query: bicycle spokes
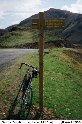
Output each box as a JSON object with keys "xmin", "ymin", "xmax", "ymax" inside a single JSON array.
[{"xmin": 19, "ymin": 86, "xmax": 33, "ymax": 119}]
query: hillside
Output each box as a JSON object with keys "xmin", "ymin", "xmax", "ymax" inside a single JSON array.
[
  {"xmin": 18, "ymin": 8, "xmax": 82, "ymax": 44},
  {"xmin": 15, "ymin": 8, "xmax": 82, "ymax": 46},
  {"xmin": 0, "ymin": 8, "xmax": 82, "ymax": 48}
]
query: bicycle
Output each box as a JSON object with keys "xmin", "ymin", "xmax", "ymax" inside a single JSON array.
[{"xmin": 7, "ymin": 63, "xmax": 39, "ymax": 119}]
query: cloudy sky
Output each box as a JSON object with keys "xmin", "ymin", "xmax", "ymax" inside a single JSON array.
[{"xmin": 0, "ymin": 0, "xmax": 82, "ymax": 29}]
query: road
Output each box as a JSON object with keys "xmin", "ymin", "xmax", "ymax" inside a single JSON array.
[{"xmin": 0, "ymin": 49, "xmax": 38, "ymax": 71}]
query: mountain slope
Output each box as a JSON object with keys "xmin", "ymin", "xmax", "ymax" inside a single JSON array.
[
  {"xmin": 18, "ymin": 8, "xmax": 82, "ymax": 45},
  {"xmin": 5, "ymin": 8, "xmax": 82, "ymax": 47}
]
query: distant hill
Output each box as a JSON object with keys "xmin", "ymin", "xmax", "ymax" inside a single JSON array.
[
  {"xmin": 0, "ymin": 29, "xmax": 7, "ymax": 36},
  {"xmin": 5, "ymin": 8, "xmax": 82, "ymax": 47}
]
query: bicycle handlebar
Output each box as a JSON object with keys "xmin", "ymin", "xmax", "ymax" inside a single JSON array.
[{"xmin": 19, "ymin": 63, "xmax": 36, "ymax": 69}]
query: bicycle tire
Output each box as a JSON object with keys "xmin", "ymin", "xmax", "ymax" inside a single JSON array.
[
  {"xmin": 7, "ymin": 81, "xmax": 24, "ymax": 119},
  {"xmin": 19, "ymin": 85, "xmax": 33, "ymax": 119},
  {"xmin": 7, "ymin": 82, "xmax": 33, "ymax": 119},
  {"xmin": 13, "ymin": 91, "xmax": 22, "ymax": 116}
]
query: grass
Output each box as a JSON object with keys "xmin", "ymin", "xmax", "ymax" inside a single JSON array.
[
  {"xmin": 44, "ymin": 48, "xmax": 82, "ymax": 119},
  {"xmin": 0, "ymin": 29, "xmax": 63, "ymax": 47},
  {"xmin": 44, "ymin": 30, "xmax": 63, "ymax": 41},
  {"xmin": 0, "ymin": 30, "xmax": 33, "ymax": 47},
  {"xmin": 0, "ymin": 48, "xmax": 82, "ymax": 119}
]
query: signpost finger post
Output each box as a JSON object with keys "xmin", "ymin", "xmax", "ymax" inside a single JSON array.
[
  {"xmin": 32, "ymin": 12, "xmax": 44, "ymax": 112},
  {"xmin": 38, "ymin": 12, "xmax": 44, "ymax": 112},
  {"xmin": 32, "ymin": 12, "xmax": 64, "ymax": 112}
]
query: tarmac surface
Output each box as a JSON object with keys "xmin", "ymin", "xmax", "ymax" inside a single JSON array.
[{"xmin": 0, "ymin": 49, "xmax": 38, "ymax": 71}]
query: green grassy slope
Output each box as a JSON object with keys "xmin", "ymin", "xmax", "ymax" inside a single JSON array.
[
  {"xmin": 0, "ymin": 48, "xmax": 82, "ymax": 119},
  {"xmin": 0, "ymin": 29, "xmax": 63, "ymax": 48},
  {"xmin": 0, "ymin": 30, "xmax": 33, "ymax": 47}
]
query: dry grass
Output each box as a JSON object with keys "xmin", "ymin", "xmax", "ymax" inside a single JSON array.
[{"xmin": 60, "ymin": 48, "xmax": 82, "ymax": 71}]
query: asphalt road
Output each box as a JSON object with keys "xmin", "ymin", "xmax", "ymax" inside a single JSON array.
[{"xmin": 0, "ymin": 49, "xmax": 38, "ymax": 71}]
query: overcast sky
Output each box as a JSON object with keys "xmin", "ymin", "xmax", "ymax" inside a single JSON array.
[{"xmin": 0, "ymin": 0, "xmax": 82, "ymax": 29}]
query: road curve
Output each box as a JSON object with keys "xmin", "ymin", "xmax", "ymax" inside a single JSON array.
[{"xmin": 0, "ymin": 49, "xmax": 38, "ymax": 72}]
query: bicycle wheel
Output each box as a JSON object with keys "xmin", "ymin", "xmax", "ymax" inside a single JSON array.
[
  {"xmin": 10, "ymin": 91, "xmax": 22, "ymax": 119},
  {"xmin": 19, "ymin": 85, "xmax": 33, "ymax": 119},
  {"xmin": 26, "ymin": 85, "xmax": 33, "ymax": 106},
  {"xmin": 7, "ymin": 85, "xmax": 22, "ymax": 119}
]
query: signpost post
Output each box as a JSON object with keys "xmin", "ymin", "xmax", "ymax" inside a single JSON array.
[
  {"xmin": 38, "ymin": 12, "xmax": 44, "ymax": 112},
  {"xmin": 32, "ymin": 12, "xmax": 64, "ymax": 112}
]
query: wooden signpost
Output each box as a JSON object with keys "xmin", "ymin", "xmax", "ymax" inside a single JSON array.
[{"xmin": 32, "ymin": 12, "xmax": 64, "ymax": 112}]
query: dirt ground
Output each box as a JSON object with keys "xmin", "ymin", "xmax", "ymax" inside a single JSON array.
[{"xmin": 28, "ymin": 105, "xmax": 61, "ymax": 120}]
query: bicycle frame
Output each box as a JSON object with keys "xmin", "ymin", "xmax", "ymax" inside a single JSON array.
[
  {"xmin": 19, "ymin": 63, "xmax": 39, "ymax": 119},
  {"xmin": 7, "ymin": 63, "xmax": 38, "ymax": 119}
]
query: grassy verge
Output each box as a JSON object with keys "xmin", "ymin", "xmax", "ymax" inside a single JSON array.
[
  {"xmin": 0, "ymin": 29, "xmax": 63, "ymax": 48},
  {"xmin": 0, "ymin": 30, "xmax": 33, "ymax": 47},
  {"xmin": 0, "ymin": 48, "xmax": 82, "ymax": 119}
]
